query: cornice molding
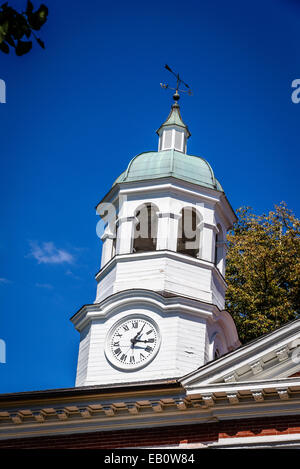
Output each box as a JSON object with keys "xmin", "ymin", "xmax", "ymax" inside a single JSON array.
[
  {"xmin": 70, "ymin": 288, "xmax": 221, "ymax": 331},
  {"xmin": 95, "ymin": 249, "xmax": 227, "ymax": 288},
  {"xmin": 96, "ymin": 176, "xmax": 236, "ymax": 228},
  {"xmin": 1, "ymin": 379, "xmax": 300, "ymax": 441}
]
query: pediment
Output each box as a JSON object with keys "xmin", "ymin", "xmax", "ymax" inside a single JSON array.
[{"xmin": 181, "ymin": 319, "xmax": 300, "ymax": 390}]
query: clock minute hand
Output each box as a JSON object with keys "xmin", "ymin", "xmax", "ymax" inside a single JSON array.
[
  {"xmin": 134, "ymin": 323, "xmax": 146, "ymax": 340},
  {"xmin": 131, "ymin": 323, "xmax": 146, "ymax": 345}
]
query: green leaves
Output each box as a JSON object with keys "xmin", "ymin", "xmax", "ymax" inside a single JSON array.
[
  {"xmin": 16, "ymin": 38, "xmax": 32, "ymax": 55},
  {"xmin": 225, "ymin": 203, "xmax": 300, "ymax": 344},
  {"xmin": 0, "ymin": 40, "xmax": 8, "ymax": 52},
  {"xmin": 26, "ymin": 1, "xmax": 34, "ymax": 14},
  {"xmin": 35, "ymin": 36, "xmax": 44, "ymax": 48},
  {"xmin": 0, "ymin": 20, "xmax": 8, "ymax": 43},
  {"xmin": 0, "ymin": 1, "xmax": 48, "ymax": 55},
  {"xmin": 27, "ymin": 4, "xmax": 48, "ymax": 31}
]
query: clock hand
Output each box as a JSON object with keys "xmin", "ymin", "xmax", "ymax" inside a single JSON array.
[
  {"xmin": 131, "ymin": 323, "xmax": 146, "ymax": 345},
  {"xmin": 135, "ymin": 323, "xmax": 146, "ymax": 339},
  {"xmin": 134, "ymin": 339, "xmax": 153, "ymax": 343}
]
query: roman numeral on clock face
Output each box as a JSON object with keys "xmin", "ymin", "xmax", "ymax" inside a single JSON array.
[{"xmin": 114, "ymin": 348, "xmax": 121, "ymax": 356}]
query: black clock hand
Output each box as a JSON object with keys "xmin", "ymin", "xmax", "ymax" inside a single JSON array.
[
  {"xmin": 134, "ymin": 339, "xmax": 153, "ymax": 343},
  {"xmin": 131, "ymin": 323, "xmax": 146, "ymax": 345},
  {"xmin": 135, "ymin": 323, "xmax": 146, "ymax": 339}
]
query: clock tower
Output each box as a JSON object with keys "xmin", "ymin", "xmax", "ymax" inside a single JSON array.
[{"xmin": 71, "ymin": 93, "xmax": 240, "ymax": 387}]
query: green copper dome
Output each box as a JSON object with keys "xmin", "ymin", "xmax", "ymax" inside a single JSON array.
[{"xmin": 113, "ymin": 149, "xmax": 223, "ymax": 192}]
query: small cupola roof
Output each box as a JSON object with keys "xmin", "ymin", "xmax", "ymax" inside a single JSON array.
[
  {"xmin": 156, "ymin": 92, "xmax": 191, "ymax": 153},
  {"xmin": 156, "ymin": 92, "xmax": 191, "ymax": 138}
]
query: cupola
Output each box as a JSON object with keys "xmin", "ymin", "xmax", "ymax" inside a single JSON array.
[{"xmin": 156, "ymin": 91, "xmax": 191, "ymax": 153}]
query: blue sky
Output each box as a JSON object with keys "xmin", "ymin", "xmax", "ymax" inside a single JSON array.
[{"xmin": 0, "ymin": 0, "xmax": 300, "ymax": 393}]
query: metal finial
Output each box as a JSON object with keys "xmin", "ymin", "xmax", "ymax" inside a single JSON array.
[{"xmin": 160, "ymin": 64, "xmax": 193, "ymax": 103}]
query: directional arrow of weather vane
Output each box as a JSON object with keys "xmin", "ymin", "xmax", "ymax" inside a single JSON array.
[{"xmin": 160, "ymin": 64, "xmax": 193, "ymax": 97}]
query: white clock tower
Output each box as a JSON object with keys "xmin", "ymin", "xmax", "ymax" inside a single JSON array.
[{"xmin": 71, "ymin": 92, "xmax": 240, "ymax": 387}]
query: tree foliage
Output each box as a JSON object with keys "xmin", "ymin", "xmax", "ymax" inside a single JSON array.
[
  {"xmin": 225, "ymin": 203, "xmax": 300, "ymax": 344},
  {"xmin": 0, "ymin": 1, "xmax": 48, "ymax": 55}
]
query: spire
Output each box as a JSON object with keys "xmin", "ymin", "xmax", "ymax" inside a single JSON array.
[{"xmin": 156, "ymin": 92, "xmax": 191, "ymax": 153}]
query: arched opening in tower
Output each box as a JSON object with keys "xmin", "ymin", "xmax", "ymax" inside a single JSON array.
[
  {"xmin": 177, "ymin": 207, "xmax": 200, "ymax": 258},
  {"xmin": 132, "ymin": 204, "xmax": 158, "ymax": 253}
]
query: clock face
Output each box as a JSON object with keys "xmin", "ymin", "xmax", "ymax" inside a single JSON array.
[{"xmin": 105, "ymin": 315, "xmax": 161, "ymax": 370}]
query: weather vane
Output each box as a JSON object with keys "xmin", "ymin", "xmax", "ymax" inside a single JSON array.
[{"xmin": 160, "ymin": 64, "xmax": 193, "ymax": 102}]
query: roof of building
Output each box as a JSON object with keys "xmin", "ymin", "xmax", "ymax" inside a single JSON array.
[
  {"xmin": 156, "ymin": 102, "xmax": 191, "ymax": 137},
  {"xmin": 113, "ymin": 149, "xmax": 223, "ymax": 191},
  {"xmin": 0, "ymin": 379, "xmax": 181, "ymax": 403}
]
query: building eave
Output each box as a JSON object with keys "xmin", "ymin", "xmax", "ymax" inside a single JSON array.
[
  {"xmin": 1, "ymin": 377, "xmax": 300, "ymax": 442},
  {"xmin": 0, "ymin": 379, "xmax": 181, "ymax": 404}
]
